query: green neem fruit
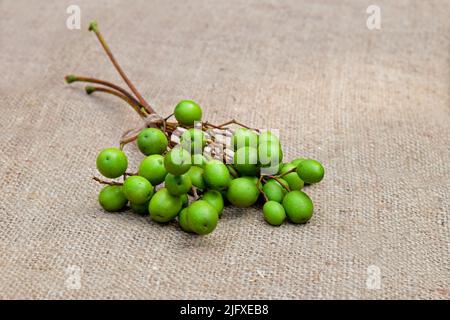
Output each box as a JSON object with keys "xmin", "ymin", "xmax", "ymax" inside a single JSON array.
[
  {"xmin": 187, "ymin": 200, "xmax": 219, "ymax": 235},
  {"xmin": 180, "ymin": 128, "xmax": 207, "ymax": 154},
  {"xmin": 174, "ymin": 100, "xmax": 202, "ymax": 126},
  {"xmin": 281, "ymin": 164, "xmax": 304, "ymax": 190},
  {"xmin": 137, "ymin": 128, "xmax": 168, "ymax": 155},
  {"xmin": 297, "ymin": 159, "xmax": 325, "ymax": 184},
  {"xmin": 282, "ymin": 190, "xmax": 313, "ymax": 224},
  {"xmin": 98, "ymin": 185, "xmax": 128, "ymax": 212},
  {"xmin": 202, "ymin": 190, "xmax": 224, "ymax": 216},
  {"xmin": 96, "ymin": 147, "xmax": 128, "ymax": 178},
  {"xmin": 232, "ymin": 128, "xmax": 258, "ymax": 150},
  {"xmin": 258, "ymin": 131, "xmax": 280, "ymax": 145},
  {"xmin": 233, "ymin": 146, "xmax": 259, "ymax": 176},
  {"xmin": 258, "ymin": 140, "xmax": 283, "ymax": 168},
  {"xmin": 242, "ymin": 176, "xmax": 262, "ymax": 189},
  {"xmin": 164, "ymin": 147, "xmax": 191, "ymax": 176},
  {"xmin": 263, "ymin": 178, "xmax": 288, "ymax": 203},
  {"xmin": 186, "ymin": 166, "xmax": 205, "ymax": 190},
  {"xmin": 291, "ymin": 157, "xmax": 306, "ymax": 167},
  {"xmin": 191, "ymin": 154, "xmax": 208, "ymax": 168},
  {"xmin": 165, "ymin": 173, "xmax": 192, "ymax": 196},
  {"xmin": 203, "ymin": 160, "xmax": 232, "ymax": 190},
  {"xmin": 131, "ymin": 201, "xmax": 150, "ymax": 215},
  {"xmin": 260, "ymin": 162, "xmax": 282, "ymax": 175},
  {"xmin": 123, "ymin": 176, "xmax": 154, "ymax": 204},
  {"xmin": 138, "ymin": 154, "xmax": 167, "ymax": 186},
  {"xmin": 149, "ymin": 188, "xmax": 182, "ymax": 223},
  {"xmin": 180, "ymin": 194, "xmax": 189, "ymax": 207},
  {"xmin": 226, "ymin": 177, "xmax": 259, "ymax": 207},
  {"xmin": 178, "ymin": 208, "xmax": 192, "ymax": 232},
  {"xmin": 263, "ymin": 201, "xmax": 286, "ymax": 226}
]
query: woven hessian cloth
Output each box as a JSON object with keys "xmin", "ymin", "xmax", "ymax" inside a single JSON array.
[{"xmin": 0, "ymin": 0, "xmax": 449, "ymax": 299}]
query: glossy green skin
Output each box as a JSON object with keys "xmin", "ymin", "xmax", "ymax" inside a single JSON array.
[
  {"xmin": 282, "ymin": 191, "xmax": 313, "ymax": 224},
  {"xmin": 149, "ymin": 188, "xmax": 182, "ymax": 223},
  {"xmin": 242, "ymin": 176, "xmax": 262, "ymax": 188},
  {"xmin": 180, "ymin": 194, "xmax": 189, "ymax": 207},
  {"xmin": 180, "ymin": 128, "xmax": 206, "ymax": 154},
  {"xmin": 202, "ymin": 190, "xmax": 224, "ymax": 216},
  {"xmin": 291, "ymin": 157, "xmax": 306, "ymax": 167},
  {"xmin": 191, "ymin": 154, "xmax": 208, "ymax": 168},
  {"xmin": 260, "ymin": 162, "xmax": 282, "ymax": 176},
  {"xmin": 164, "ymin": 147, "xmax": 192, "ymax": 176},
  {"xmin": 297, "ymin": 159, "xmax": 325, "ymax": 184},
  {"xmin": 131, "ymin": 201, "xmax": 150, "ymax": 215},
  {"xmin": 233, "ymin": 146, "xmax": 259, "ymax": 176},
  {"xmin": 186, "ymin": 166, "xmax": 205, "ymax": 190},
  {"xmin": 263, "ymin": 178, "xmax": 288, "ymax": 203},
  {"xmin": 203, "ymin": 160, "xmax": 232, "ymax": 191},
  {"xmin": 123, "ymin": 176, "xmax": 154, "ymax": 204},
  {"xmin": 226, "ymin": 177, "xmax": 259, "ymax": 208},
  {"xmin": 281, "ymin": 164, "xmax": 304, "ymax": 190},
  {"xmin": 258, "ymin": 140, "xmax": 283, "ymax": 168},
  {"xmin": 98, "ymin": 186, "xmax": 128, "ymax": 212},
  {"xmin": 138, "ymin": 155, "xmax": 167, "ymax": 186},
  {"xmin": 137, "ymin": 128, "xmax": 168, "ymax": 155},
  {"xmin": 96, "ymin": 148, "xmax": 128, "ymax": 178},
  {"xmin": 174, "ymin": 100, "xmax": 202, "ymax": 126},
  {"xmin": 187, "ymin": 200, "xmax": 218, "ymax": 235},
  {"xmin": 263, "ymin": 201, "xmax": 286, "ymax": 226},
  {"xmin": 165, "ymin": 173, "xmax": 192, "ymax": 196},
  {"xmin": 178, "ymin": 208, "xmax": 192, "ymax": 232},
  {"xmin": 232, "ymin": 128, "xmax": 258, "ymax": 150}
]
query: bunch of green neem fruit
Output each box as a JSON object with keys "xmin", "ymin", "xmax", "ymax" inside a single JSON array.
[
  {"xmin": 66, "ymin": 21, "xmax": 325, "ymax": 236},
  {"xmin": 95, "ymin": 100, "xmax": 324, "ymax": 235}
]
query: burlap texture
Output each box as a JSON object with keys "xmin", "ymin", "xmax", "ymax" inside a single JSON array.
[{"xmin": 0, "ymin": 0, "xmax": 449, "ymax": 299}]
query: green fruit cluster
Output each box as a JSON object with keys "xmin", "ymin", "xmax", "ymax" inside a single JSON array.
[{"xmin": 95, "ymin": 100, "xmax": 325, "ymax": 235}]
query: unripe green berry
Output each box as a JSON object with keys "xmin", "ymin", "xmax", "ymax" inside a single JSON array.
[
  {"xmin": 297, "ymin": 159, "xmax": 325, "ymax": 184},
  {"xmin": 165, "ymin": 173, "xmax": 192, "ymax": 196},
  {"xmin": 187, "ymin": 200, "xmax": 218, "ymax": 235},
  {"xmin": 138, "ymin": 155, "xmax": 167, "ymax": 186},
  {"xmin": 282, "ymin": 190, "xmax": 313, "ymax": 224},
  {"xmin": 98, "ymin": 185, "xmax": 127, "ymax": 212},
  {"xmin": 202, "ymin": 190, "xmax": 224, "ymax": 216},
  {"xmin": 180, "ymin": 128, "xmax": 206, "ymax": 154},
  {"xmin": 203, "ymin": 160, "xmax": 232, "ymax": 191},
  {"xmin": 186, "ymin": 166, "xmax": 205, "ymax": 190},
  {"xmin": 263, "ymin": 201, "xmax": 286, "ymax": 226},
  {"xmin": 149, "ymin": 188, "xmax": 182, "ymax": 223},
  {"xmin": 137, "ymin": 128, "xmax": 168, "ymax": 156},
  {"xmin": 164, "ymin": 147, "xmax": 191, "ymax": 176},
  {"xmin": 233, "ymin": 146, "xmax": 259, "ymax": 176},
  {"xmin": 178, "ymin": 208, "xmax": 192, "ymax": 232},
  {"xmin": 226, "ymin": 177, "xmax": 259, "ymax": 208},
  {"xmin": 123, "ymin": 176, "xmax": 154, "ymax": 204},
  {"xmin": 174, "ymin": 100, "xmax": 202, "ymax": 126},
  {"xmin": 96, "ymin": 147, "xmax": 128, "ymax": 178}
]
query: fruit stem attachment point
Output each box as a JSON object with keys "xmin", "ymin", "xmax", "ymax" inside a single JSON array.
[{"xmin": 257, "ymin": 176, "xmax": 269, "ymax": 202}]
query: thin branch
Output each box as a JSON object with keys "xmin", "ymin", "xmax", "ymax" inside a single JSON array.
[
  {"xmin": 85, "ymin": 86, "xmax": 146, "ymax": 118},
  {"xmin": 257, "ymin": 175, "xmax": 269, "ymax": 202},
  {"xmin": 267, "ymin": 175, "xmax": 291, "ymax": 192},
  {"xmin": 93, "ymin": 176, "xmax": 123, "ymax": 185},
  {"xmin": 88, "ymin": 21, "xmax": 154, "ymax": 114},
  {"xmin": 278, "ymin": 167, "xmax": 297, "ymax": 178},
  {"xmin": 65, "ymin": 75, "xmax": 143, "ymax": 109}
]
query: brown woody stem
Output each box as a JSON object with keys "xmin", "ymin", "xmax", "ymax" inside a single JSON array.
[
  {"xmin": 85, "ymin": 86, "xmax": 146, "ymax": 118},
  {"xmin": 93, "ymin": 176, "xmax": 123, "ymax": 185},
  {"xmin": 88, "ymin": 21, "xmax": 154, "ymax": 114}
]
